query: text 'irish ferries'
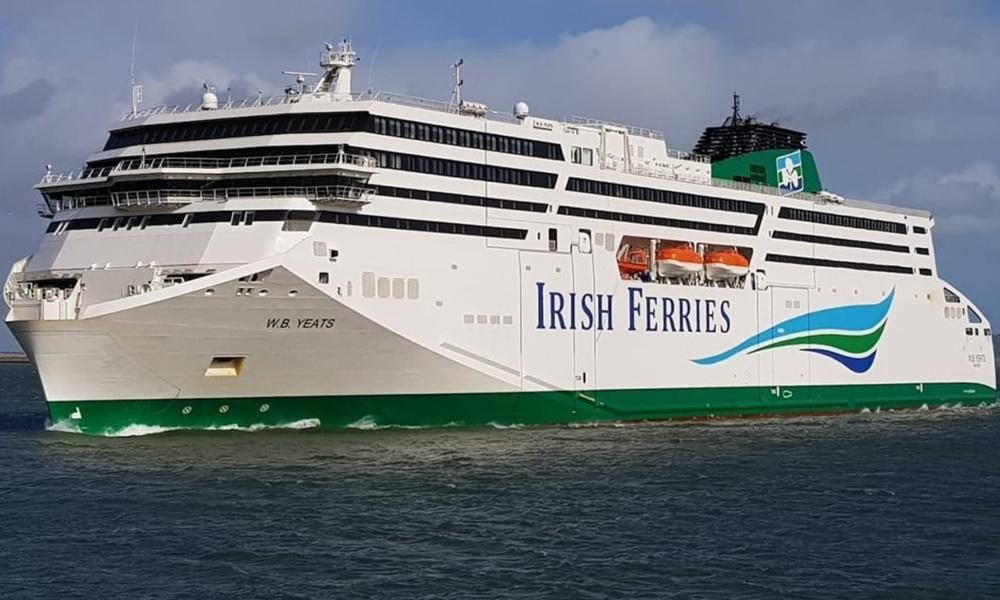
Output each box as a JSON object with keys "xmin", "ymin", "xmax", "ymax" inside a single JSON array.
[{"xmin": 535, "ymin": 282, "xmax": 731, "ymax": 333}]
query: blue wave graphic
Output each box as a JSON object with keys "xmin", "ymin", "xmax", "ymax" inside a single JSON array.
[
  {"xmin": 802, "ymin": 348, "xmax": 878, "ymax": 374},
  {"xmin": 692, "ymin": 290, "xmax": 894, "ymax": 366}
]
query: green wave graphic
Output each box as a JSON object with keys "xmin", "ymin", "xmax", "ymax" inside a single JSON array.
[{"xmin": 748, "ymin": 321, "xmax": 887, "ymax": 356}]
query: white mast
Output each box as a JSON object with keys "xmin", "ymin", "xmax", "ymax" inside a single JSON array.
[
  {"xmin": 129, "ymin": 30, "xmax": 143, "ymax": 115},
  {"xmin": 314, "ymin": 39, "xmax": 359, "ymax": 100},
  {"xmin": 450, "ymin": 58, "xmax": 464, "ymax": 108}
]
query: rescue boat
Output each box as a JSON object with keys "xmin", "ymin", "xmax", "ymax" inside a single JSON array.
[
  {"xmin": 704, "ymin": 247, "xmax": 750, "ymax": 280},
  {"xmin": 655, "ymin": 243, "xmax": 703, "ymax": 279},
  {"xmin": 616, "ymin": 245, "xmax": 649, "ymax": 278}
]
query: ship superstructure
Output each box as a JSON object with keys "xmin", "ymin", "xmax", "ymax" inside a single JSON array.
[{"xmin": 4, "ymin": 40, "xmax": 995, "ymax": 434}]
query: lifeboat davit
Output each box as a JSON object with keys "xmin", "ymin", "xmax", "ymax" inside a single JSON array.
[
  {"xmin": 617, "ymin": 246, "xmax": 649, "ymax": 278},
  {"xmin": 655, "ymin": 243, "xmax": 703, "ymax": 279},
  {"xmin": 704, "ymin": 247, "xmax": 750, "ymax": 280}
]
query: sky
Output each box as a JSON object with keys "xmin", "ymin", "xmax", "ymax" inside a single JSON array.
[{"xmin": 1, "ymin": 0, "xmax": 999, "ymax": 350}]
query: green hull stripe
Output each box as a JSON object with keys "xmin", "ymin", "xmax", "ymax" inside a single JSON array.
[
  {"xmin": 750, "ymin": 322, "xmax": 887, "ymax": 356},
  {"xmin": 46, "ymin": 382, "xmax": 997, "ymax": 436}
]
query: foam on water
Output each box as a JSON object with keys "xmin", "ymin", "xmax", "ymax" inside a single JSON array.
[
  {"xmin": 46, "ymin": 418, "xmax": 324, "ymax": 437},
  {"xmin": 346, "ymin": 415, "xmax": 380, "ymax": 430},
  {"xmin": 108, "ymin": 423, "xmax": 181, "ymax": 437},
  {"xmin": 486, "ymin": 422, "xmax": 524, "ymax": 429}
]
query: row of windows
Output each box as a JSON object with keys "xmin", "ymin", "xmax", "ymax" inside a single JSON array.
[
  {"xmin": 45, "ymin": 209, "xmax": 527, "ymax": 240},
  {"xmin": 47, "ymin": 211, "xmax": 234, "ymax": 233},
  {"xmin": 771, "ymin": 230, "xmax": 910, "ymax": 253},
  {"xmin": 354, "ymin": 146, "xmax": 557, "ymax": 189},
  {"xmin": 105, "ymin": 112, "xmax": 368, "ymax": 150},
  {"xmin": 557, "ymin": 205, "xmax": 757, "ymax": 236},
  {"xmin": 103, "ymin": 112, "xmax": 563, "ymax": 161},
  {"xmin": 373, "ymin": 185, "xmax": 548, "ymax": 213},
  {"xmin": 765, "ymin": 253, "xmax": 917, "ymax": 275},
  {"xmin": 778, "ymin": 207, "xmax": 907, "ymax": 234},
  {"xmin": 567, "ymin": 177, "xmax": 766, "ymax": 218},
  {"xmin": 314, "ymin": 210, "xmax": 526, "ymax": 239},
  {"xmin": 370, "ymin": 116, "xmax": 563, "ymax": 160}
]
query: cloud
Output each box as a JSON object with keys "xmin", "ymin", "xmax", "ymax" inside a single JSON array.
[
  {"xmin": 0, "ymin": 77, "xmax": 57, "ymax": 121},
  {"xmin": 879, "ymin": 161, "xmax": 1000, "ymax": 235}
]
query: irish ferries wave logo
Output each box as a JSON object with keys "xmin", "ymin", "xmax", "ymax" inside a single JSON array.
[
  {"xmin": 692, "ymin": 290, "xmax": 894, "ymax": 373},
  {"xmin": 777, "ymin": 150, "xmax": 804, "ymax": 194}
]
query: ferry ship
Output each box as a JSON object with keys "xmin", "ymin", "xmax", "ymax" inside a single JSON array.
[{"xmin": 4, "ymin": 40, "xmax": 995, "ymax": 435}]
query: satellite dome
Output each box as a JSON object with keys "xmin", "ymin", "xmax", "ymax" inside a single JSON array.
[
  {"xmin": 200, "ymin": 83, "xmax": 219, "ymax": 110},
  {"xmin": 513, "ymin": 101, "xmax": 529, "ymax": 119}
]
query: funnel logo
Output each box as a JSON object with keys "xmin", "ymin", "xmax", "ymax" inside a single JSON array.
[
  {"xmin": 692, "ymin": 290, "xmax": 893, "ymax": 374},
  {"xmin": 777, "ymin": 150, "xmax": 804, "ymax": 194}
]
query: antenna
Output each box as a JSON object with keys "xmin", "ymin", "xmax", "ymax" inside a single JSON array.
[
  {"xmin": 729, "ymin": 92, "xmax": 741, "ymax": 126},
  {"xmin": 129, "ymin": 26, "xmax": 143, "ymax": 114},
  {"xmin": 367, "ymin": 38, "xmax": 381, "ymax": 91},
  {"xmin": 450, "ymin": 58, "xmax": 464, "ymax": 108},
  {"xmin": 282, "ymin": 70, "xmax": 317, "ymax": 96}
]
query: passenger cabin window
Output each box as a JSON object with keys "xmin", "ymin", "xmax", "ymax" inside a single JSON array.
[
  {"xmin": 969, "ymin": 307, "xmax": 983, "ymax": 324},
  {"xmin": 915, "ymin": 247, "xmax": 930, "ymax": 255},
  {"xmin": 548, "ymin": 228, "xmax": 558, "ymax": 252},
  {"xmin": 570, "ymin": 146, "xmax": 593, "ymax": 166},
  {"xmin": 943, "ymin": 287, "xmax": 961, "ymax": 303},
  {"xmin": 913, "ymin": 225, "xmax": 927, "ymax": 234}
]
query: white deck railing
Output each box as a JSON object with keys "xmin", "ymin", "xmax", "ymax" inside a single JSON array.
[
  {"xmin": 110, "ymin": 184, "xmax": 374, "ymax": 208},
  {"xmin": 38, "ymin": 152, "xmax": 377, "ymax": 187}
]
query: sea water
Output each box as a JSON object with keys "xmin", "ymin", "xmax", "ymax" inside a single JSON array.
[{"xmin": 1, "ymin": 363, "xmax": 999, "ymax": 599}]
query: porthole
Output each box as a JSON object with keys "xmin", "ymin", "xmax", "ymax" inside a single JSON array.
[
  {"xmin": 288, "ymin": 290, "xmax": 299, "ymax": 298},
  {"xmin": 204, "ymin": 289, "xmax": 215, "ymax": 296}
]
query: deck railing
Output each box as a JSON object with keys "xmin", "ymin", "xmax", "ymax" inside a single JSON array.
[
  {"xmin": 38, "ymin": 152, "xmax": 377, "ymax": 187},
  {"xmin": 110, "ymin": 184, "xmax": 374, "ymax": 208},
  {"xmin": 113, "ymin": 151, "xmax": 378, "ymax": 172}
]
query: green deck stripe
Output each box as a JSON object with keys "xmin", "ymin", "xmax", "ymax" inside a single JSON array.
[{"xmin": 46, "ymin": 382, "xmax": 997, "ymax": 436}]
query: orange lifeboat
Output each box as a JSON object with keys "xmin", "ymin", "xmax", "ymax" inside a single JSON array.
[
  {"xmin": 704, "ymin": 247, "xmax": 750, "ymax": 280},
  {"xmin": 617, "ymin": 246, "xmax": 650, "ymax": 278},
  {"xmin": 655, "ymin": 243, "xmax": 703, "ymax": 278}
]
